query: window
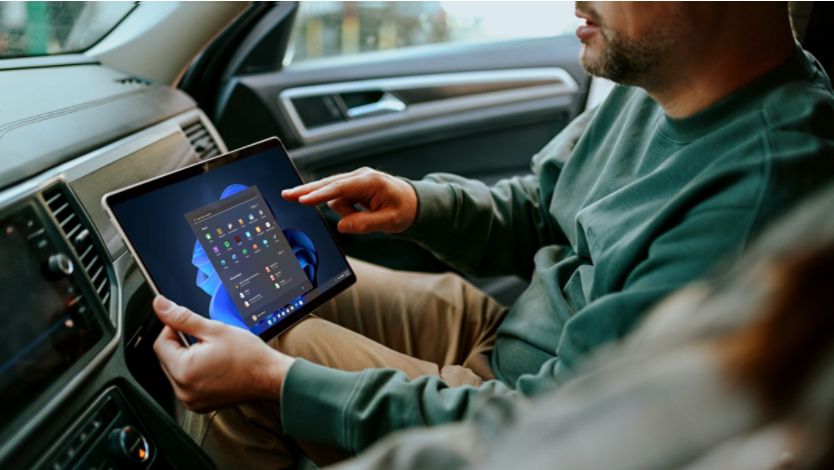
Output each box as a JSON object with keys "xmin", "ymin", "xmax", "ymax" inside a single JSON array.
[
  {"xmin": 285, "ymin": 1, "xmax": 581, "ymax": 65},
  {"xmin": 0, "ymin": 1, "xmax": 135, "ymax": 59}
]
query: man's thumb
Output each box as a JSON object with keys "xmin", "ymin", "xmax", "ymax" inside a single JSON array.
[
  {"xmin": 338, "ymin": 210, "xmax": 393, "ymax": 234},
  {"xmin": 153, "ymin": 296, "xmax": 212, "ymax": 337}
]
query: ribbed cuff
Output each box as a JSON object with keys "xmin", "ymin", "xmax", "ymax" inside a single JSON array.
[
  {"xmin": 280, "ymin": 359, "xmax": 367, "ymax": 452},
  {"xmin": 395, "ymin": 178, "xmax": 457, "ymax": 246}
]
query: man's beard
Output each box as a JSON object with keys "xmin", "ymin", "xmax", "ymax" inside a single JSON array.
[{"xmin": 579, "ymin": 18, "xmax": 676, "ymax": 86}]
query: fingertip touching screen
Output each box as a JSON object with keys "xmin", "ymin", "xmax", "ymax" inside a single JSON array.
[{"xmin": 108, "ymin": 139, "xmax": 354, "ymax": 343}]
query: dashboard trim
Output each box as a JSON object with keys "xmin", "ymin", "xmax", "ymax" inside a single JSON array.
[
  {"xmin": 0, "ymin": 108, "xmax": 226, "ymax": 465},
  {"xmin": 0, "ymin": 54, "xmax": 98, "ymax": 71},
  {"xmin": 0, "ymin": 109, "xmax": 225, "ymax": 208}
]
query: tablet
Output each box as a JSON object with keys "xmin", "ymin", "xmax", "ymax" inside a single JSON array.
[{"xmin": 103, "ymin": 137, "xmax": 356, "ymax": 345}]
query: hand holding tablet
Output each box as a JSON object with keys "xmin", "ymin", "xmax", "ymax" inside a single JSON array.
[{"xmin": 151, "ymin": 295, "xmax": 294, "ymax": 412}]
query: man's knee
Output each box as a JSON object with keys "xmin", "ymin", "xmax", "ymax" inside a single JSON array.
[{"xmin": 268, "ymin": 316, "xmax": 327, "ymax": 360}]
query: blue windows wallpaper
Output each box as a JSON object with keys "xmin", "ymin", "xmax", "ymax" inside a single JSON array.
[{"xmin": 112, "ymin": 147, "xmax": 349, "ymax": 336}]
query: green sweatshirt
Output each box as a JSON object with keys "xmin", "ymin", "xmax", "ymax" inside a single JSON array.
[{"xmin": 280, "ymin": 45, "xmax": 834, "ymax": 454}]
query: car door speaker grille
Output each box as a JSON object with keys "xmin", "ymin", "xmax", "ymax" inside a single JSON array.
[
  {"xmin": 182, "ymin": 120, "xmax": 221, "ymax": 160},
  {"xmin": 43, "ymin": 184, "xmax": 112, "ymax": 309}
]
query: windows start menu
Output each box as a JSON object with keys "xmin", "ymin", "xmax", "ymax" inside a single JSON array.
[{"xmin": 185, "ymin": 186, "xmax": 313, "ymax": 327}]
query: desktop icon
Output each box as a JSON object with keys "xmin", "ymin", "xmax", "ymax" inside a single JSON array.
[
  {"xmin": 224, "ymin": 241, "xmax": 230, "ymax": 247},
  {"xmin": 259, "ymin": 210, "xmax": 263, "ymax": 215},
  {"xmin": 239, "ymin": 219, "xmax": 245, "ymax": 225},
  {"xmin": 239, "ymin": 293, "xmax": 244, "ymax": 299},
  {"xmin": 273, "ymin": 234, "xmax": 277, "ymax": 240},
  {"xmin": 234, "ymin": 284, "xmax": 239, "ymax": 289},
  {"xmin": 253, "ymin": 244, "xmax": 258, "ymax": 250},
  {"xmin": 255, "ymin": 226, "xmax": 262, "ymax": 233},
  {"xmin": 235, "ymin": 236, "xmax": 241, "ymax": 242},
  {"xmin": 245, "ymin": 231, "xmax": 251, "ymax": 238},
  {"xmin": 270, "ymin": 275, "xmax": 275, "ymax": 281},
  {"xmin": 221, "ymin": 260, "xmax": 226, "ymax": 266},
  {"xmin": 232, "ymin": 254, "xmax": 237, "ymax": 260},
  {"xmin": 212, "ymin": 246, "xmax": 219, "ymax": 254},
  {"xmin": 275, "ymin": 283, "xmax": 280, "ymax": 289},
  {"xmin": 205, "ymin": 233, "xmax": 211, "ymax": 240},
  {"xmin": 263, "ymin": 240, "xmax": 268, "ymax": 245},
  {"xmin": 265, "ymin": 222, "xmax": 271, "ymax": 228},
  {"xmin": 242, "ymin": 249, "xmax": 248, "ymax": 255},
  {"xmin": 248, "ymin": 214, "xmax": 255, "ymax": 221},
  {"xmin": 227, "ymin": 223, "xmax": 233, "ymax": 230},
  {"xmin": 216, "ymin": 228, "xmax": 223, "ymax": 235},
  {"xmin": 251, "ymin": 314, "xmax": 256, "ymax": 321},
  {"xmin": 265, "ymin": 267, "xmax": 270, "ymax": 272}
]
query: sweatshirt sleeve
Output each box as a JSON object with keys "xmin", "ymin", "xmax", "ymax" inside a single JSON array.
[
  {"xmin": 397, "ymin": 175, "xmax": 563, "ymax": 279},
  {"xmin": 395, "ymin": 107, "xmax": 598, "ymax": 280},
  {"xmin": 280, "ymin": 358, "xmax": 517, "ymax": 455},
  {"xmin": 280, "ymin": 205, "xmax": 761, "ymax": 456}
]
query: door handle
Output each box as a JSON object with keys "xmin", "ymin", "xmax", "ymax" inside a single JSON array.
[{"xmin": 346, "ymin": 93, "xmax": 406, "ymax": 119}]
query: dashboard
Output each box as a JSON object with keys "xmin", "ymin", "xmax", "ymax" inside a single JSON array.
[{"xmin": 0, "ymin": 64, "xmax": 228, "ymax": 470}]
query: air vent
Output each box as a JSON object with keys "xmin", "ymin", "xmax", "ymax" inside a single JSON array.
[
  {"xmin": 115, "ymin": 77, "xmax": 152, "ymax": 86},
  {"xmin": 182, "ymin": 120, "xmax": 220, "ymax": 160},
  {"xmin": 43, "ymin": 184, "xmax": 111, "ymax": 309}
]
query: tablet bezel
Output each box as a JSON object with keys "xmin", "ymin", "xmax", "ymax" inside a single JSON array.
[{"xmin": 102, "ymin": 137, "xmax": 356, "ymax": 345}]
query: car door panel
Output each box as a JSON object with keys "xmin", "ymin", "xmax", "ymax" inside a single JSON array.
[
  {"xmin": 216, "ymin": 35, "xmax": 589, "ymax": 153},
  {"xmin": 211, "ymin": 24, "xmax": 589, "ymax": 302},
  {"xmin": 275, "ymin": 67, "xmax": 578, "ymax": 145}
]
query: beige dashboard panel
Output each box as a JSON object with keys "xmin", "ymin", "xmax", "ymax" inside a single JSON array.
[{"xmin": 71, "ymin": 132, "xmax": 198, "ymax": 257}]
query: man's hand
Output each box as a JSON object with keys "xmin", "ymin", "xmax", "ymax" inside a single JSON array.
[
  {"xmin": 282, "ymin": 167, "xmax": 418, "ymax": 234},
  {"xmin": 152, "ymin": 296, "xmax": 294, "ymax": 413}
]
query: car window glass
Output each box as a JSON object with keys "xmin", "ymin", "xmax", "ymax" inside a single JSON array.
[
  {"xmin": 284, "ymin": 1, "xmax": 581, "ymax": 65},
  {"xmin": 0, "ymin": 1, "xmax": 135, "ymax": 59}
]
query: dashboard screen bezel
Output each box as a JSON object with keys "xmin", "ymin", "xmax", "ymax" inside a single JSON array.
[
  {"xmin": 103, "ymin": 137, "xmax": 356, "ymax": 345},
  {"xmin": 0, "ymin": 195, "xmax": 115, "ymax": 447}
]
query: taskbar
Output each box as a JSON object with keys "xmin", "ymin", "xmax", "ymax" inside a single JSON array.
[{"xmin": 250, "ymin": 269, "xmax": 353, "ymax": 331}]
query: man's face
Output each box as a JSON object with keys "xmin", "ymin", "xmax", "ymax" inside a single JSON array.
[{"xmin": 575, "ymin": 2, "xmax": 689, "ymax": 86}]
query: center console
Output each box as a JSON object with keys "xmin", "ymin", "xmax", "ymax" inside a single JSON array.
[
  {"xmin": 0, "ymin": 109, "xmax": 225, "ymax": 470},
  {"xmin": 0, "ymin": 188, "xmax": 114, "ymax": 444},
  {"xmin": 0, "ymin": 179, "xmax": 216, "ymax": 470},
  {"xmin": 38, "ymin": 388, "xmax": 155, "ymax": 470}
]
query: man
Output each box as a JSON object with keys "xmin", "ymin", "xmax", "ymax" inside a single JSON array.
[
  {"xmin": 152, "ymin": 2, "xmax": 834, "ymax": 469},
  {"xmin": 332, "ymin": 181, "xmax": 834, "ymax": 470}
]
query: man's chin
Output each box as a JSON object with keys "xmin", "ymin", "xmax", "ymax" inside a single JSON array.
[{"xmin": 579, "ymin": 46, "xmax": 605, "ymax": 77}]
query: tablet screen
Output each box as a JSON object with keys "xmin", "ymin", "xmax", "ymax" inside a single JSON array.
[{"xmin": 108, "ymin": 139, "xmax": 354, "ymax": 343}]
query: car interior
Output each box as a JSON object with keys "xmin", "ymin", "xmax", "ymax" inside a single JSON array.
[{"xmin": 0, "ymin": 2, "xmax": 831, "ymax": 470}]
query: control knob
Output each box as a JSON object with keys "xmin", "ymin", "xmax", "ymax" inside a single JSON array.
[
  {"xmin": 108, "ymin": 426, "xmax": 150, "ymax": 466},
  {"xmin": 47, "ymin": 253, "xmax": 74, "ymax": 278}
]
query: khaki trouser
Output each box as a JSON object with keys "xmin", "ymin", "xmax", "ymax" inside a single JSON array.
[{"xmin": 183, "ymin": 258, "xmax": 509, "ymax": 469}]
